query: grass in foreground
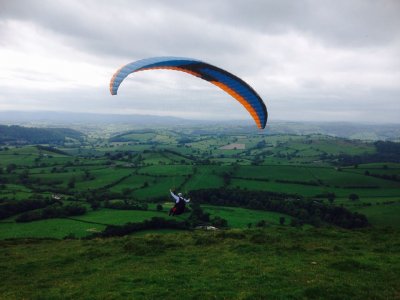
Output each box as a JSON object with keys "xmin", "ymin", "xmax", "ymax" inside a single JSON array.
[{"xmin": 0, "ymin": 226, "xmax": 399, "ymax": 299}]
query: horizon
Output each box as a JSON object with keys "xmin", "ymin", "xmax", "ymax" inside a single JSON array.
[{"xmin": 1, "ymin": 110, "xmax": 400, "ymax": 126}]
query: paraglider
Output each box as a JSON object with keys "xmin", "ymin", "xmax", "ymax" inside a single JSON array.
[
  {"xmin": 169, "ymin": 189, "xmax": 190, "ymax": 216},
  {"xmin": 109, "ymin": 57, "xmax": 268, "ymax": 129}
]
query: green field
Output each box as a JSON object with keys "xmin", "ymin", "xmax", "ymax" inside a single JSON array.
[
  {"xmin": 183, "ymin": 173, "xmax": 224, "ymax": 191},
  {"xmin": 0, "ymin": 218, "xmax": 106, "ymax": 239},
  {"xmin": 133, "ymin": 176, "xmax": 187, "ymax": 199},
  {"xmin": 108, "ymin": 174, "xmax": 154, "ymax": 193},
  {"xmin": 138, "ymin": 164, "xmax": 193, "ymax": 176},
  {"xmin": 354, "ymin": 202, "xmax": 400, "ymax": 228},
  {"xmin": 1, "ymin": 130, "xmax": 400, "ymax": 240},
  {"xmin": 0, "ymin": 205, "xmax": 295, "ymax": 239}
]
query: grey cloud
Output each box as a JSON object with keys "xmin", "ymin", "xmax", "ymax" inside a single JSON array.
[
  {"xmin": 163, "ymin": 0, "xmax": 400, "ymax": 47},
  {"xmin": 3, "ymin": 0, "xmax": 399, "ymax": 59},
  {"xmin": 270, "ymin": 87, "xmax": 400, "ymax": 123},
  {"xmin": 0, "ymin": 0, "xmax": 399, "ymax": 124},
  {"xmin": 0, "ymin": 0, "xmax": 248, "ymax": 62}
]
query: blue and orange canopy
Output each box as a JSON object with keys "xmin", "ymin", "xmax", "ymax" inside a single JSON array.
[{"xmin": 110, "ymin": 57, "xmax": 268, "ymax": 129}]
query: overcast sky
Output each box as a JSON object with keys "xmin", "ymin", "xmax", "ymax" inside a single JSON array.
[{"xmin": 0, "ymin": 0, "xmax": 399, "ymax": 124}]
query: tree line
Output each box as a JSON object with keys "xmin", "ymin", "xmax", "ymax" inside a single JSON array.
[
  {"xmin": 91, "ymin": 203, "xmax": 228, "ymax": 238},
  {"xmin": 93, "ymin": 217, "xmax": 188, "ymax": 238},
  {"xmin": 0, "ymin": 198, "xmax": 58, "ymax": 220},
  {"xmin": 337, "ymin": 141, "xmax": 400, "ymax": 165},
  {"xmin": 188, "ymin": 188, "xmax": 369, "ymax": 229},
  {"xmin": 15, "ymin": 203, "xmax": 86, "ymax": 222}
]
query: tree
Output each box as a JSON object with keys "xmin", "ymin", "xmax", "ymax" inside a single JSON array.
[
  {"xmin": 348, "ymin": 193, "xmax": 359, "ymax": 201},
  {"xmin": 222, "ymin": 172, "xmax": 231, "ymax": 186},
  {"xmin": 290, "ymin": 218, "xmax": 302, "ymax": 227},
  {"xmin": 188, "ymin": 202, "xmax": 209, "ymax": 224},
  {"xmin": 327, "ymin": 192, "xmax": 336, "ymax": 204},
  {"xmin": 90, "ymin": 201, "xmax": 100, "ymax": 211},
  {"xmin": 68, "ymin": 177, "xmax": 76, "ymax": 189},
  {"xmin": 18, "ymin": 169, "xmax": 30, "ymax": 184},
  {"xmin": 122, "ymin": 188, "xmax": 132, "ymax": 197},
  {"xmin": 83, "ymin": 169, "xmax": 92, "ymax": 180},
  {"xmin": 256, "ymin": 220, "xmax": 267, "ymax": 227},
  {"xmin": 211, "ymin": 216, "xmax": 228, "ymax": 228},
  {"xmin": 6, "ymin": 163, "xmax": 17, "ymax": 174},
  {"xmin": 64, "ymin": 203, "xmax": 86, "ymax": 216},
  {"xmin": 256, "ymin": 140, "xmax": 266, "ymax": 149}
]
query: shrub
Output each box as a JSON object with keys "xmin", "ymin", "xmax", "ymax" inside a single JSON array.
[{"xmin": 348, "ymin": 193, "xmax": 360, "ymax": 201}]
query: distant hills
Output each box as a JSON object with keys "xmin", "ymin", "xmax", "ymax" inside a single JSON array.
[
  {"xmin": 0, "ymin": 111, "xmax": 193, "ymax": 126},
  {"xmin": 0, "ymin": 111, "xmax": 399, "ymax": 141},
  {"xmin": 267, "ymin": 122, "xmax": 400, "ymax": 141},
  {"xmin": 0, "ymin": 125, "xmax": 84, "ymax": 145}
]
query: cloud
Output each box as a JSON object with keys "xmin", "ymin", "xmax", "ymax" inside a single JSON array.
[{"xmin": 0, "ymin": 0, "xmax": 399, "ymax": 123}]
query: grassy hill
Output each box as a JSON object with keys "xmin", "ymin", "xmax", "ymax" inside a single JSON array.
[{"xmin": 0, "ymin": 226, "xmax": 399, "ymax": 299}]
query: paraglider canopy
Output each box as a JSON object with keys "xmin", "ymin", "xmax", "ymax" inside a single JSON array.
[{"xmin": 110, "ymin": 57, "xmax": 268, "ymax": 129}]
